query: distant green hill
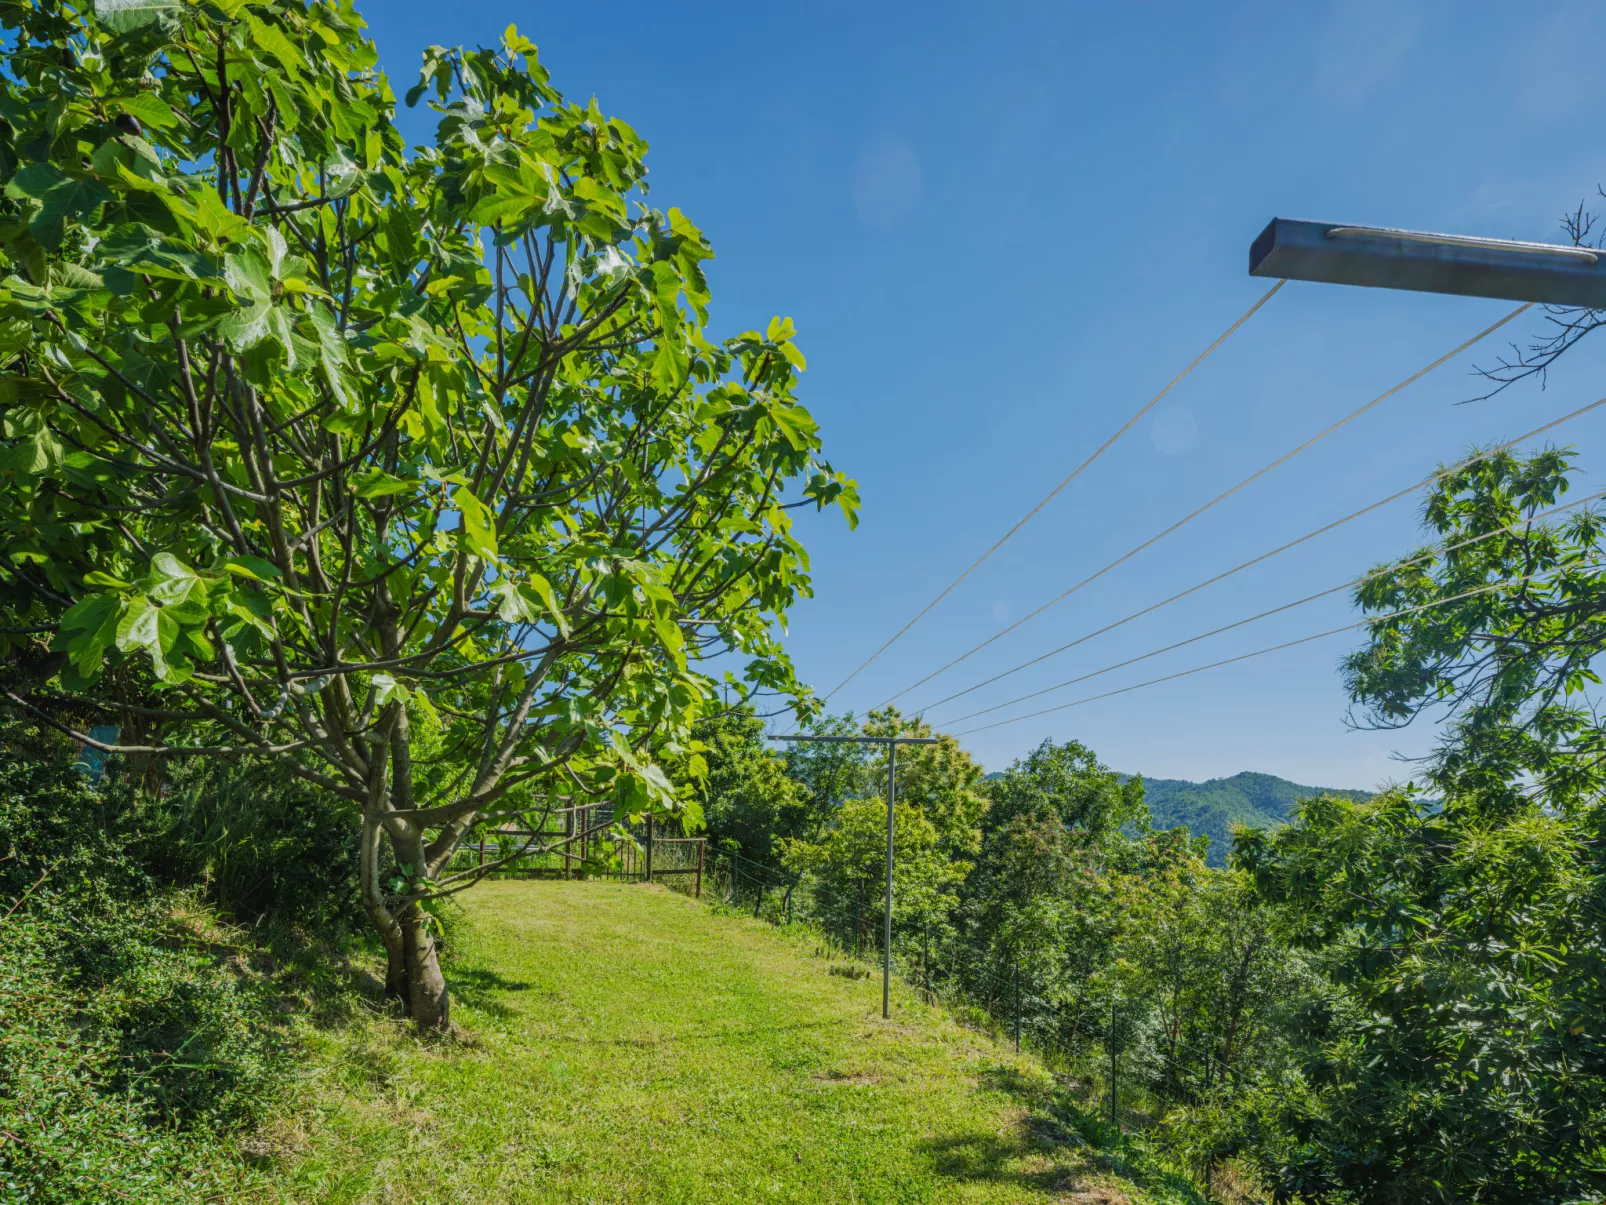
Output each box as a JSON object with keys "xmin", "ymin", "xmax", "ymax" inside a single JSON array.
[
  {"xmin": 978, "ymin": 767, "xmax": 1372, "ymax": 866},
  {"xmin": 1134, "ymin": 771, "xmax": 1371, "ymax": 866}
]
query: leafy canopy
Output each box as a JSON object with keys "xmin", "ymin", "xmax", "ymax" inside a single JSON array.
[{"xmin": 0, "ymin": 2, "xmax": 856, "ymax": 822}]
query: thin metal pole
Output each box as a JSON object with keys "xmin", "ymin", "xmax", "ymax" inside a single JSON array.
[
  {"xmin": 766, "ymin": 734, "xmax": 934, "ymax": 1023},
  {"xmin": 883, "ymin": 739, "xmax": 895, "ymax": 1021},
  {"xmin": 1013, "ymin": 957, "xmax": 1021, "ymax": 1052},
  {"xmin": 645, "ymin": 813, "xmax": 654, "ymax": 883},
  {"xmin": 1109, "ymin": 1001, "xmax": 1118, "ymax": 1125},
  {"xmin": 695, "ymin": 838, "xmax": 704, "ymax": 899}
]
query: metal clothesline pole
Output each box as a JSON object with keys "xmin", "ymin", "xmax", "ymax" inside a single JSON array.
[{"xmin": 770, "ymin": 732, "xmax": 939, "ymax": 1020}]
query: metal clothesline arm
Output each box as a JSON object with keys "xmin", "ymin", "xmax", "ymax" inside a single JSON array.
[
  {"xmin": 767, "ymin": 735, "xmax": 941, "ymax": 745},
  {"xmin": 767, "ymin": 732, "xmax": 939, "ymax": 1018}
]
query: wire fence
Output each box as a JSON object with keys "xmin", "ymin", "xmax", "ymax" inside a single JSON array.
[{"xmin": 689, "ymin": 848, "xmax": 1251, "ymax": 1188}]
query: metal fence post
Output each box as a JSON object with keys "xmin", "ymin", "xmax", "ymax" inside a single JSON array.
[
  {"xmin": 1109, "ymin": 1001, "xmax": 1118, "ymax": 1126},
  {"xmin": 1013, "ymin": 958, "xmax": 1021, "ymax": 1053},
  {"xmin": 695, "ymin": 839, "xmax": 704, "ymax": 899},
  {"xmin": 645, "ymin": 813, "xmax": 654, "ymax": 883}
]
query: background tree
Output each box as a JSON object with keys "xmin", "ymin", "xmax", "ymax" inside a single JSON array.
[
  {"xmin": 779, "ymin": 793, "xmax": 963, "ymax": 954},
  {"xmin": 1116, "ymin": 856, "xmax": 1300, "ymax": 1105},
  {"xmin": 957, "ymin": 738, "xmax": 1140, "ymax": 1022},
  {"xmin": 781, "ymin": 710, "xmax": 870, "ymax": 838},
  {"xmin": 981, "ymin": 738, "xmax": 1148, "ymax": 845},
  {"xmin": 686, "ymin": 703, "xmax": 805, "ymax": 869},
  {"xmin": 1343, "ymin": 446, "xmax": 1606, "ymax": 812},
  {"xmin": 1228, "ymin": 447, "xmax": 1606, "ymax": 1201},
  {"xmin": 861, "ymin": 707, "xmax": 987, "ymax": 859},
  {"xmin": 0, "ymin": 3, "xmax": 855, "ymax": 1028},
  {"xmin": 772, "ymin": 710, "xmax": 981, "ymax": 955},
  {"xmin": 955, "ymin": 739, "xmax": 1264, "ymax": 1058},
  {"xmin": 1237, "ymin": 790, "xmax": 1606, "ymax": 1204}
]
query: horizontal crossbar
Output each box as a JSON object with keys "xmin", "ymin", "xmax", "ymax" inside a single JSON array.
[
  {"xmin": 1250, "ymin": 217, "xmax": 1606, "ymax": 307},
  {"xmin": 768, "ymin": 734, "xmax": 939, "ymax": 745}
]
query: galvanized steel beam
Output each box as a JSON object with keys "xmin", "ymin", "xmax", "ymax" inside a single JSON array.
[{"xmin": 1250, "ymin": 218, "xmax": 1606, "ymax": 308}]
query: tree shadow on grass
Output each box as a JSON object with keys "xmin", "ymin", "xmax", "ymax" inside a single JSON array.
[
  {"xmin": 446, "ymin": 966, "xmax": 533, "ymax": 1018},
  {"xmin": 917, "ymin": 1061, "xmax": 1206, "ymax": 1204},
  {"xmin": 978, "ymin": 1063, "xmax": 1055, "ymax": 1108},
  {"xmin": 230, "ymin": 921, "xmax": 401, "ymax": 1031},
  {"xmin": 919, "ymin": 1127, "xmax": 1082, "ymax": 1197}
]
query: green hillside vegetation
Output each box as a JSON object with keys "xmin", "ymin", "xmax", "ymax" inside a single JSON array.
[{"xmin": 1137, "ymin": 772, "xmax": 1372, "ymax": 866}]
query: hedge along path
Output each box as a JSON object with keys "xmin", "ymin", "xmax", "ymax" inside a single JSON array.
[{"xmin": 272, "ymin": 880, "xmax": 1189, "ymax": 1205}]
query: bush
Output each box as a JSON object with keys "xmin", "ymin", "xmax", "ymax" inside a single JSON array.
[
  {"xmin": 139, "ymin": 755, "xmax": 360, "ymax": 932},
  {"xmin": 0, "ymin": 721, "xmax": 287, "ymax": 1203}
]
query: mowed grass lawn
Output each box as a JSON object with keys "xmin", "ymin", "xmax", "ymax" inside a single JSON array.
[{"xmin": 267, "ymin": 881, "xmax": 1186, "ymax": 1205}]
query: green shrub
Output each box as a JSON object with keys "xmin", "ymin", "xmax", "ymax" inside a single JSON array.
[
  {"xmin": 0, "ymin": 722, "xmax": 287, "ymax": 1202},
  {"xmin": 139, "ymin": 755, "xmax": 360, "ymax": 931}
]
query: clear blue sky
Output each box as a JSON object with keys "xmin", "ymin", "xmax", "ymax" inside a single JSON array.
[{"xmin": 374, "ymin": 0, "xmax": 1606, "ymax": 788}]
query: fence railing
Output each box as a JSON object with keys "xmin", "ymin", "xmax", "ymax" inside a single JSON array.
[
  {"xmin": 459, "ymin": 800, "xmax": 613, "ymax": 878},
  {"xmin": 456, "ymin": 805, "xmax": 707, "ymax": 897},
  {"xmin": 616, "ymin": 818, "xmax": 706, "ymax": 896}
]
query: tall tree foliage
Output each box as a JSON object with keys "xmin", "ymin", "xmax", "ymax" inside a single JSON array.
[
  {"xmin": 685, "ymin": 704, "xmax": 805, "ymax": 867},
  {"xmin": 961, "ymin": 739, "xmax": 1147, "ymax": 1010},
  {"xmin": 860, "ymin": 707, "xmax": 987, "ymax": 859},
  {"xmin": 776, "ymin": 709, "xmax": 984, "ymax": 953},
  {"xmin": 1343, "ymin": 447, "xmax": 1606, "ymax": 811},
  {"xmin": 1238, "ymin": 791, "xmax": 1606, "ymax": 1204},
  {"xmin": 1230, "ymin": 448, "xmax": 1606, "ymax": 1202},
  {"xmin": 0, "ymin": 2, "xmax": 854, "ymax": 1028},
  {"xmin": 781, "ymin": 710, "xmax": 869, "ymax": 837}
]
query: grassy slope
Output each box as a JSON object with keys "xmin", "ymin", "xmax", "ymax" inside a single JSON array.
[{"xmin": 267, "ymin": 881, "xmax": 1196, "ymax": 1205}]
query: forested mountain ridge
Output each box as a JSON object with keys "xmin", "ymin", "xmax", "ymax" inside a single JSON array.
[
  {"xmin": 1135, "ymin": 771, "xmax": 1372, "ymax": 865},
  {"xmin": 980, "ymin": 767, "xmax": 1373, "ymax": 864}
]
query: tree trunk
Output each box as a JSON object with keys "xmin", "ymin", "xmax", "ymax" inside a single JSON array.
[
  {"xmin": 380, "ymin": 917, "xmax": 408, "ymax": 1003},
  {"xmin": 401, "ymin": 902, "xmax": 450, "ymax": 1031},
  {"xmin": 360, "ymin": 808, "xmax": 409, "ymax": 1004},
  {"xmin": 391, "ymin": 818, "xmax": 451, "ymax": 1032},
  {"xmin": 355, "ymin": 705, "xmax": 455, "ymax": 1032}
]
